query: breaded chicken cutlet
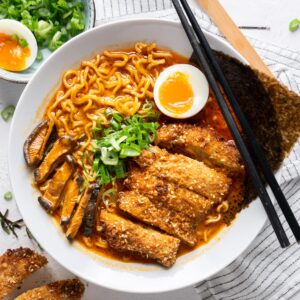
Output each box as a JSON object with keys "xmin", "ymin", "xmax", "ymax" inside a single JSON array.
[
  {"xmin": 118, "ymin": 191, "xmax": 197, "ymax": 245},
  {"xmin": 15, "ymin": 278, "xmax": 85, "ymax": 300},
  {"xmin": 124, "ymin": 168, "xmax": 217, "ymax": 221},
  {"xmin": 0, "ymin": 247, "xmax": 47, "ymax": 299},
  {"xmin": 100, "ymin": 211, "xmax": 180, "ymax": 267},
  {"xmin": 134, "ymin": 146, "xmax": 232, "ymax": 202},
  {"xmin": 156, "ymin": 123, "xmax": 244, "ymax": 176}
]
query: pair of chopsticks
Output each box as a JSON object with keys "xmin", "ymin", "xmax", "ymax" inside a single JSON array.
[{"xmin": 171, "ymin": 0, "xmax": 300, "ymax": 247}]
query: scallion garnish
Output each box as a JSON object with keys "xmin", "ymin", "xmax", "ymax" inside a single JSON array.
[
  {"xmin": 289, "ymin": 18, "xmax": 300, "ymax": 32},
  {"xmin": 90, "ymin": 108, "xmax": 159, "ymax": 186},
  {"xmin": 20, "ymin": 38, "xmax": 28, "ymax": 48},
  {"xmin": 1, "ymin": 105, "xmax": 15, "ymax": 122},
  {"xmin": 3, "ymin": 192, "xmax": 13, "ymax": 201}
]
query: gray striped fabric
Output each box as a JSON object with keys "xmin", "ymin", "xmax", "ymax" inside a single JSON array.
[{"xmin": 95, "ymin": 1, "xmax": 300, "ymax": 299}]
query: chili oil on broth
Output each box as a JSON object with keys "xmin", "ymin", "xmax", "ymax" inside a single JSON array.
[{"xmin": 40, "ymin": 42, "xmax": 244, "ymax": 264}]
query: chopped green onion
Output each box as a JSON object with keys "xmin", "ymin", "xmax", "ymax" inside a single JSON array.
[
  {"xmin": 1, "ymin": 0, "xmax": 86, "ymax": 52},
  {"xmin": 3, "ymin": 192, "xmax": 13, "ymax": 201},
  {"xmin": 20, "ymin": 38, "xmax": 28, "ymax": 48},
  {"xmin": 112, "ymin": 112, "xmax": 123, "ymax": 123},
  {"xmin": 91, "ymin": 112, "xmax": 159, "ymax": 186},
  {"xmin": 99, "ymin": 164, "xmax": 111, "ymax": 185},
  {"xmin": 11, "ymin": 34, "xmax": 19, "ymax": 43},
  {"xmin": 120, "ymin": 144, "xmax": 141, "ymax": 158},
  {"xmin": 115, "ymin": 161, "xmax": 126, "ymax": 179},
  {"xmin": 101, "ymin": 147, "xmax": 119, "ymax": 166},
  {"xmin": 36, "ymin": 50, "xmax": 43, "ymax": 61},
  {"xmin": 110, "ymin": 118, "xmax": 121, "ymax": 130},
  {"xmin": 1, "ymin": 105, "xmax": 15, "ymax": 122},
  {"xmin": 289, "ymin": 18, "xmax": 300, "ymax": 32}
]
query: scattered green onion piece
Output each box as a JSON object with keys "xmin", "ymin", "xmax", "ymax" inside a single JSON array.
[
  {"xmin": 115, "ymin": 161, "xmax": 126, "ymax": 179},
  {"xmin": 110, "ymin": 118, "xmax": 121, "ymax": 130},
  {"xmin": 11, "ymin": 34, "xmax": 19, "ymax": 43},
  {"xmin": 289, "ymin": 18, "xmax": 300, "ymax": 32},
  {"xmin": 99, "ymin": 164, "xmax": 111, "ymax": 185},
  {"xmin": 101, "ymin": 147, "xmax": 119, "ymax": 166},
  {"xmin": 120, "ymin": 144, "xmax": 141, "ymax": 158},
  {"xmin": 20, "ymin": 38, "xmax": 28, "ymax": 48},
  {"xmin": 38, "ymin": 8, "xmax": 50, "ymax": 17},
  {"xmin": 3, "ymin": 192, "xmax": 13, "ymax": 201},
  {"xmin": 1, "ymin": 105, "xmax": 15, "ymax": 122},
  {"xmin": 112, "ymin": 112, "xmax": 123, "ymax": 123},
  {"xmin": 36, "ymin": 50, "xmax": 43, "ymax": 61}
]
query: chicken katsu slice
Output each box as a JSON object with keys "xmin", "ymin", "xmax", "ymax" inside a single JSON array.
[
  {"xmin": 125, "ymin": 168, "xmax": 215, "ymax": 220},
  {"xmin": 100, "ymin": 211, "xmax": 180, "ymax": 267},
  {"xmin": 157, "ymin": 123, "xmax": 243, "ymax": 176},
  {"xmin": 118, "ymin": 191, "xmax": 197, "ymax": 245},
  {"xmin": 15, "ymin": 278, "xmax": 85, "ymax": 300},
  {"xmin": 0, "ymin": 247, "xmax": 47, "ymax": 299},
  {"xmin": 135, "ymin": 146, "xmax": 232, "ymax": 202}
]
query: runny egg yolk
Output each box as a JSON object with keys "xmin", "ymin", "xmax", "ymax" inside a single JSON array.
[
  {"xmin": 0, "ymin": 33, "xmax": 30, "ymax": 72},
  {"xmin": 158, "ymin": 71, "xmax": 194, "ymax": 114}
]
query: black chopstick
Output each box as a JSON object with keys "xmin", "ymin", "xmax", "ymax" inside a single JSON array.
[
  {"xmin": 178, "ymin": 0, "xmax": 300, "ymax": 244},
  {"xmin": 171, "ymin": 0, "xmax": 290, "ymax": 248}
]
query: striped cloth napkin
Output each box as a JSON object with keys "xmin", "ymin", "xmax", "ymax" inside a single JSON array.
[{"xmin": 95, "ymin": 1, "xmax": 300, "ymax": 299}]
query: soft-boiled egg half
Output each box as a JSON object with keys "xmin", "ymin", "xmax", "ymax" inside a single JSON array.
[
  {"xmin": 154, "ymin": 64, "xmax": 209, "ymax": 119},
  {"xmin": 0, "ymin": 19, "xmax": 37, "ymax": 72}
]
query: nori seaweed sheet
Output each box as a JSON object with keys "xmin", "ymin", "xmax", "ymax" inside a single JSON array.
[{"xmin": 190, "ymin": 49, "xmax": 300, "ymax": 221}]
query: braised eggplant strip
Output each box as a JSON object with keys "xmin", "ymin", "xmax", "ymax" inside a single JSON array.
[
  {"xmin": 125, "ymin": 168, "xmax": 215, "ymax": 220},
  {"xmin": 66, "ymin": 184, "xmax": 95, "ymax": 240},
  {"xmin": 81, "ymin": 186, "xmax": 100, "ymax": 237},
  {"xmin": 60, "ymin": 175, "xmax": 84, "ymax": 225},
  {"xmin": 38, "ymin": 156, "xmax": 75, "ymax": 213},
  {"xmin": 135, "ymin": 146, "xmax": 232, "ymax": 202},
  {"xmin": 34, "ymin": 136, "xmax": 76, "ymax": 184},
  {"xmin": 23, "ymin": 119, "xmax": 54, "ymax": 167},
  {"xmin": 100, "ymin": 211, "xmax": 180, "ymax": 267},
  {"xmin": 118, "ymin": 191, "xmax": 197, "ymax": 245},
  {"xmin": 157, "ymin": 123, "xmax": 244, "ymax": 176}
]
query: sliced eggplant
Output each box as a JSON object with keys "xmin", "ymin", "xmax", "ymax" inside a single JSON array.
[
  {"xmin": 34, "ymin": 136, "xmax": 76, "ymax": 184},
  {"xmin": 23, "ymin": 120, "xmax": 54, "ymax": 167},
  {"xmin": 60, "ymin": 175, "xmax": 84, "ymax": 225},
  {"xmin": 66, "ymin": 184, "xmax": 96, "ymax": 240},
  {"xmin": 38, "ymin": 156, "xmax": 75, "ymax": 212},
  {"xmin": 81, "ymin": 186, "xmax": 100, "ymax": 237}
]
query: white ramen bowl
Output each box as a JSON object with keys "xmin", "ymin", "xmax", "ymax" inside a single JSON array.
[{"xmin": 8, "ymin": 19, "xmax": 273, "ymax": 294}]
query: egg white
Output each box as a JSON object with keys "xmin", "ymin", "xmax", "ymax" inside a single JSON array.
[
  {"xmin": 154, "ymin": 64, "xmax": 209, "ymax": 119},
  {"xmin": 0, "ymin": 19, "xmax": 37, "ymax": 71}
]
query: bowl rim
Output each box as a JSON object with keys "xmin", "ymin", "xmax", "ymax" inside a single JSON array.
[
  {"xmin": 9, "ymin": 17, "xmax": 270, "ymax": 294},
  {"xmin": 0, "ymin": 0, "xmax": 96, "ymax": 84}
]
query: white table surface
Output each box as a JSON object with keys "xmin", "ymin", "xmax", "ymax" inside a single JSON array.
[{"xmin": 1, "ymin": 1, "xmax": 300, "ymax": 299}]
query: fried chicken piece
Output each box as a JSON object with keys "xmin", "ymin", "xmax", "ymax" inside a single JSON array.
[
  {"xmin": 118, "ymin": 191, "xmax": 197, "ymax": 245},
  {"xmin": 135, "ymin": 146, "xmax": 232, "ymax": 202},
  {"xmin": 15, "ymin": 278, "xmax": 85, "ymax": 300},
  {"xmin": 100, "ymin": 211, "xmax": 180, "ymax": 267},
  {"xmin": 125, "ymin": 168, "xmax": 215, "ymax": 220},
  {"xmin": 157, "ymin": 123, "xmax": 244, "ymax": 176},
  {"xmin": 0, "ymin": 247, "xmax": 47, "ymax": 299}
]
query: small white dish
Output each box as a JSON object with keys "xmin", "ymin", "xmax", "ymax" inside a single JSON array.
[{"xmin": 9, "ymin": 18, "xmax": 274, "ymax": 294}]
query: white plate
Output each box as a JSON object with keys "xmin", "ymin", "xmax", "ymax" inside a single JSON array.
[{"xmin": 9, "ymin": 19, "xmax": 270, "ymax": 294}]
